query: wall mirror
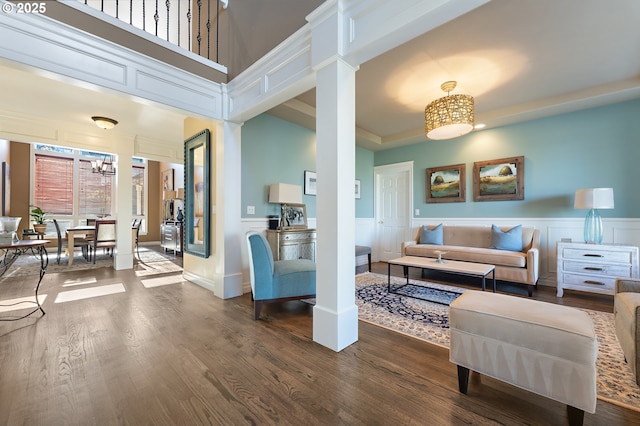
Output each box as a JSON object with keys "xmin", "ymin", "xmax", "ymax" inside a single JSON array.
[{"xmin": 184, "ymin": 129, "xmax": 210, "ymax": 257}]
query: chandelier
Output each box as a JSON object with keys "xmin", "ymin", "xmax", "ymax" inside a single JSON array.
[
  {"xmin": 425, "ymin": 81, "xmax": 474, "ymax": 140},
  {"xmin": 91, "ymin": 154, "xmax": 116, "ymax": 176}
]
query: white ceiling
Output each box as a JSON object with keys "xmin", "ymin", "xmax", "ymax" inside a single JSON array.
[
  {"xmin": 1, "ymin": 0, "xmax": 639, "ymax": 153},
  {"xmin": 269, "ymin": 0, "xmax": 640, "ymax": 150}
]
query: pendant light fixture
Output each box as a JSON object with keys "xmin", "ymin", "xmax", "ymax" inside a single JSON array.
[{"xmin": 425, "ymin": 81, "xmax": 474, "ymax": 140}]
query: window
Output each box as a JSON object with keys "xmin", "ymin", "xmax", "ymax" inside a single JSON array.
[
  {"xmin": 34, "ymin": 154, "xmax": 73, "ymax": 214},
  {"xmin": 32, "ymin": 145, "xmax": 147, "ymax": 226}
]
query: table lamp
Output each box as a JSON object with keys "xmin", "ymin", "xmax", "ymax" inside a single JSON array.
[
  {"xmin": 574, "ymin": 188, "xmax": 614, "ymax": 244},
  {"xmin": 269, "ymin": 183, "xmax": 302, "ymax": 229}
]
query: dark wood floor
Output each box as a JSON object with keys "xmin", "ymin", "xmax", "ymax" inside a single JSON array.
[{"xmin": 0, "ymin": 254, "xmax": 638, "ymax": 425}]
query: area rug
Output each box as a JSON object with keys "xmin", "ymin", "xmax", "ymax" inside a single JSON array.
[
  {"xmin": 355, "ymin": 272, "xmax": 640, "ymax": 412},
  {"xmin": 2, "ymin": 247, "xmax": 178, "ymax": 278}
]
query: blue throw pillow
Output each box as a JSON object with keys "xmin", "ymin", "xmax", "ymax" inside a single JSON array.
[
  {"xmin": 491, "ymin": 224, "xmax": 523, "ymax": 251},
  {"xmin": 419, "ymin": 224, "xmax": 443, "ymax": 245}
]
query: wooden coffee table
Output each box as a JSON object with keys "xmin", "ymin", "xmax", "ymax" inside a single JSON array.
[{"xmin": 387, "ymin": 256, "xmax": 496, "ymax": 299}]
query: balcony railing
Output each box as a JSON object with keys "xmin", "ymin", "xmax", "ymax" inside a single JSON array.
[{"xmin": 80, "ymin": 0, "xmax": 226, "ymax": 64}]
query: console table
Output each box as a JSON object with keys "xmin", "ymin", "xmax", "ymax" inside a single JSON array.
[
  {"xmin": 556, "ymin": 241, "xmax": 639, "ymax": 297},
  {"xmin": 266, "ymin": 228, "xmax": 316, "ymax": 261},
  {"xmin": 0, "ymin": 240, "xmax": 49, "ymax": 321}
]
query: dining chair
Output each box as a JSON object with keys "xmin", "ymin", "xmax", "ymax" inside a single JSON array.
[
  {"xmin": 90, "ymin": 219, "xmax": 117, "ymax": 263},
  {"xmin": 53, "ymin": 219, "xmax": 89, "ymax": 264},
  {"xmin": 132, "ymin": 219, "xmax": 142, "ymax": 260}
]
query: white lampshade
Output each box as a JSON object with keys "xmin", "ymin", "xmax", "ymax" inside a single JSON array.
[
  {"xmin": 269, "ymin": 183, "xmax": 302, "ymax": 204},
  {"xmin": 176, "ymin": 188, "xmax": 184, "ymax": 199},
  {"xmin": 163, "ymin": 190, "xmax": 177, "ymax": 200},
  {"xmin": 574, "ymin": 188, "xmax": 614, "ymax": 209}
]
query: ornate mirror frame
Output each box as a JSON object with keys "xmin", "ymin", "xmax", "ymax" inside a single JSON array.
[{"xmin": 184, "ymin": 129, "xmax": 210, "ymax": 257}]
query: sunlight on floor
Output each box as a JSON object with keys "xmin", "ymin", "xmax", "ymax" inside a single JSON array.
[
  {"xmin": 0, "ymin": 295, "xmax": 47, "ymax": 313},
  {"xmin": 54, "ymin": 283, "xmax": 126, "ymax": 303},
  {"xmin": 63, "ymin": 277, "xmax": 98, "ymax": 287},
  {"xmin": 141, "ymin": 274, "xmax": 184, "ymax": 288}
]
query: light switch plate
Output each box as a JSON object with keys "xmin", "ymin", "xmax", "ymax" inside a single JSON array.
[{"xmin": 247, "ymin": 205, "xmax": 255, "ymax": 215}]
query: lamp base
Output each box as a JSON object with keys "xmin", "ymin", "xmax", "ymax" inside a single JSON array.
[{"xmin": 583, "ymin": 208, "xmax": 603, "ymax": 244}]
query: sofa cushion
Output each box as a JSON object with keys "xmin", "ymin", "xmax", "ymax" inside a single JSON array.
[
  {"xmin": 404, "ymin": 244, "xmax": 527, "ymax": 268},
  {"xmin": 420, "ymin": 223, "xmax": 443, "ymax": 245},
  {"xmin": 491, "ymin": 224, "xmax": 523, "ymax": 251}
]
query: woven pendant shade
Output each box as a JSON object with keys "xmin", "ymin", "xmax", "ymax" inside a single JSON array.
[{"xmin": 425, "ymin": 81, "xmax": 474, "ymax": 140}]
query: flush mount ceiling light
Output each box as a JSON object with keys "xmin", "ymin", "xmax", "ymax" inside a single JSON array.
[
  {"xmin": 91, "ymin": 116, "xmax": 118, "ymax": 130},
  {"xmin": 425, "ymin": 81, "xmax": 474, "ymax": 140}
]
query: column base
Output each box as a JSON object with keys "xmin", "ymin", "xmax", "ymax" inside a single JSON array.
[{"xmin": 313, "ymin": 303, "xmax": 358, "ymax": 352}]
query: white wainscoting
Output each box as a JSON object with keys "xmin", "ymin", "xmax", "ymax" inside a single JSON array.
[{"xmin": 240, "ymin": 217, "xmax": 640, "ymax": 293}]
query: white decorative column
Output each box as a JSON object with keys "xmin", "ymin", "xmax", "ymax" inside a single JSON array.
[
  {"xmin": 114, "ymin": 147, "xmax": 134, "ymax": 270},
  {"xmin": 310, "ymin": 0, "xmax": 359, "ymax": 351},
  {"xmin": 216, "ymin": 120, "xmax": 244, "ymax": 298}
]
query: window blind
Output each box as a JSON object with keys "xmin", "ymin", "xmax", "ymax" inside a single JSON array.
[
  {"xmin": 78, "ymin": 159, "xmax": 112, "ymax": 216},
  {"xmin": 34, "ymin": 154, "xmax": 73, "ymax": 214}
]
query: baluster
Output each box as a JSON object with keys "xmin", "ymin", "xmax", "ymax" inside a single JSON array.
[
  {"xmin": 154, "ymin": 0, "xmax": 160, "ymax": 36},
  {"xmin": 187, "ymin": 1, "xmax": 192, "ymax": 50},
  {"xmin": 197, "ymin": 0, "xmax": 202, "ymax": 55},
  {"xmin": 177, "ymin": 0, "xmax": 180, "ymax": 47},
  {"xmin": 142, "ymin": 0, "xmax": 146, "ymax": 31},
  {"xmin": 166, "ymin": 0, "xmax": 171, "ymax": 42},
  {"xmin": 129, "ymin": 0, "xmax": 133, "ymax": 25},
  {"xmin": 215, "ymin": 0, "xmax": 219, "ymax": 63},
  {"xmin": 115, "ymin": 0, "xmax": 119, "ymax": 19},
  {"xmin": 206, "ymin": 0, "xmax": 211, "ymax": 59},
  {"xmin": 100, "ymin": 0, "xmax": 104, "ymax": 12}
]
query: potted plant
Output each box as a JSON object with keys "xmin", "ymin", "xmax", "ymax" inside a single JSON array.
[{"xmin": 29, "ymin": 205, "xmax": 48, "ymax": 234}]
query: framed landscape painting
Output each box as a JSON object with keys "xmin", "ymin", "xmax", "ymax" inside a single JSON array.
[
  {"xmin": 426, "ymin": 163, "xmax": 465, "ymax": 203},
  {"xmin": 473, "ymin": 156, "xmax": 524, "ymax": 201}
]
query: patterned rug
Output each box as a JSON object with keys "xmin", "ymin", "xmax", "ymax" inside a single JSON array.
[
  {"xmin": 355, "ymin": 272, "xmax": 640, "ymax": 412},
  {"xmin": 2, "ymin": 247, "xmax": 179, "ymax": 278}
]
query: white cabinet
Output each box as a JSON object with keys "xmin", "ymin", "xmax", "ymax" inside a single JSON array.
[
  {"xmin": 266, "ymin": 229, "xmax": 316, "ymax": 261},
  {"xmin": 556, "ymin": 242, "xmax": 639, "ymax": 297}
]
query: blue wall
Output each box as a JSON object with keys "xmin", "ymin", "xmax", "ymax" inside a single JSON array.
[
  {"xmin": 375, "ymin": 98, "xmax": 640, "ymax": 219},
  {"xmin": 241, "ymin": 114, "xmax": 375, "ymax": 219},
  {"xmin": 242, "ymin": 99, "xmax": 640, "ymax": 220}
]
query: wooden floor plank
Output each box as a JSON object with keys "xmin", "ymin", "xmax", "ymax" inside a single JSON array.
[{"xmin": 0, "ymin": 252, "xmax": 638, "ymax": 425}]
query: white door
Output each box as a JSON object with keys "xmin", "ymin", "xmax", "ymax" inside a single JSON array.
[{"xmin": 374, "ymin": 162, "xmax": 413, "ymax": 261}]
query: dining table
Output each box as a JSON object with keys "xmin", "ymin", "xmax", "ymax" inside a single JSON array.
[{"xmin": 66, "ymin": 225, "xmax": 137, "ymax": 266}]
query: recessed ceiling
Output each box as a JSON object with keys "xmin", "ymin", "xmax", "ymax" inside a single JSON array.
[{"xmin": 269, "ymin": 0, "xmax": 640, "ymax": 150}]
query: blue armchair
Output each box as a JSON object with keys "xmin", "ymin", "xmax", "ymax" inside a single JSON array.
[{"xmin": 246, "ymin": 231, "xmax": 316, "ymax": 320}]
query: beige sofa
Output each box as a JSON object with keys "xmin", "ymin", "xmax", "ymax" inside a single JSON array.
[
  {"xmin": 614, "ymin": 277, "xmax": 640, "ymax": 385},
  {"xmin": 402, "ymin": 225, "xmax": 540, "ymax": 296}
]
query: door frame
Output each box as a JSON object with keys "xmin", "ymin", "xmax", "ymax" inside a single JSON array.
[{"xmin": 374, "ymin": 161, "xmax": 413, "ymax": 261}]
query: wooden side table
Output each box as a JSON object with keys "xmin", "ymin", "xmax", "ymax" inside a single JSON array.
[{"xmin": 556, "ymin": 242, "xmax": 639, "ymax": 297}]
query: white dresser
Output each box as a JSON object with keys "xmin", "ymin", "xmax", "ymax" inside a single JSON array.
[
  {"xmin": 266, "ymin": 228, "xmax": 316, "ymax": 261},
  {"xmin": 556, "ymin": 242, "xmax": 639, "ymax": 297}
]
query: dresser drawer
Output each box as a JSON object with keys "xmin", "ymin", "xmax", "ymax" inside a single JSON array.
[
  {"xmin": 282, "ymin": 232, "xmax": 316, "ymax": 241},
  {"xmin": 563, "ymin": 248, "xmax": 632, "ymax": 264},
  {"xmin": 561, "ymin": 273, "xmax": 616, "ymax": 290},
  {"xmin": 562, "ymin": 261, "xmax": 632, "ymax": 277}
]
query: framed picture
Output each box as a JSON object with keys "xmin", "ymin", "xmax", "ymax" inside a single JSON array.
[
  {"xmin": 355, "ymin": 180, "xmax": 361, "ymax": 199},
  {"xmin": 304, "ymin": 170, "xmax": 317, "ymax": 195},
  {"xmin": 283, "ymin": 203, "xmax": 307, "ymax": 229},
  {"xmin": 162, "ymin": 168, "xmax": 174, "ymax": 191},
  {"xmin": 473, "ymin": 156, "xmax": 524, "ymax": 201},
  {"xmin": 426, "ymin": 163, "xmax": 466, "ymax": 203}
]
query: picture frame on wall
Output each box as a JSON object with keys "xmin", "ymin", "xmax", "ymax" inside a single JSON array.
[
  {"xmin": 426, "ymin": 163, "xmax": 466, "ymax": 203},
  {"xmin": 304, "ymin": 170, "xmax": 317, "ymax": 195},
  {"xmin": 283, "ymin": 203, "xmax": 307, "ymax": 229},
  {"xmin": 162, "ymin": 168, "xmax": 174, "ymax": 191},
  {"xmin": 473, "ymin": 156, "xmax": 524, "ymax": 201}
]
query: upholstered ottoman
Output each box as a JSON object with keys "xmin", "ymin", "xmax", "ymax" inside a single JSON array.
[{"xmin": 449, "ymin": 291, "xmax": 598, "ymax": 426}]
